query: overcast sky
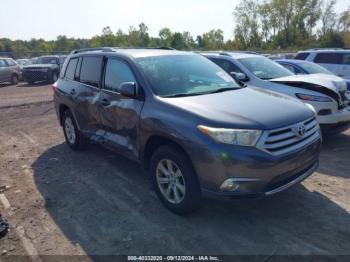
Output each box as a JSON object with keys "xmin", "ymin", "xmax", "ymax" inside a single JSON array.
[{"xmin": 0, "ymin": 0, "xmax": 349, "ymax": 41}]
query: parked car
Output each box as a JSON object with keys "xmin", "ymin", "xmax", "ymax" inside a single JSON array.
[
  {"xmin": 22, "ymin": 55, "xmax": 65, "ymax": 84},
  {"xmin": 0, "ymin": 57, "xmax": 21, "ymax": 85},
  {"xmin": 16, "ymin": 58, "xmax": 31, "ymax": 67},
  {"xmin": 53, "ymin": 47, "xmax": 321, "ymax": 214},
  {"xmin": 202, "ymin": 52, "xmax": 350, "ymax": 134},
  {"xmin": 294, "ymin": 48, "xmax": 350, "ymax": 80},
  {"xmin": 276, "ymin": 59, "xmax": 350, "ymax": 91}
]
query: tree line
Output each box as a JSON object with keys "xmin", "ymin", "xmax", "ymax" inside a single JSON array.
[{"xmin": 0, "ymin": 0, "xmax": 349, "ymax": 58}]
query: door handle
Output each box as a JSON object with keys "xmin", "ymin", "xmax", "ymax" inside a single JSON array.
[
  {"xmin": 101, "ymin": 98, "xmax": 110, "ymax": 106},
  {"xmin": 70, "ymin": 89, "xmax": 76, "ymax": 95}
]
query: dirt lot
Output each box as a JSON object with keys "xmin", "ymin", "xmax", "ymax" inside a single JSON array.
[{"xmin": 0, "ymin": 83, "xmax": 349, "ymax": 260}]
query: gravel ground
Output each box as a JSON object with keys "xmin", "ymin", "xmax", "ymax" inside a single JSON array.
[{"xmin": 0, "ymin": 83, "xmax": 349, "ymax": 261}]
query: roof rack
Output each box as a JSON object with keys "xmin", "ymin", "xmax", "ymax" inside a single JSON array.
[
  {"xmin": 70, "ymin": 46, "xmax": 176, "ymax": 55},
  {"xmin": 70, "ymin": 47, "xmax": 117, "ymax": 54}
]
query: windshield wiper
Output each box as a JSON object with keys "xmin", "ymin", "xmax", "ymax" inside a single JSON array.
[
  {"xmin": 202, "ymin": 87, "xmax": 240, "ymax": 94},
  {"xmin": 162, "ymin": 87, "xmax": 240, "ymax": 98},
  {"xmin": 162, "ymin": 93, "xmax": 199, "ymax": 98}
]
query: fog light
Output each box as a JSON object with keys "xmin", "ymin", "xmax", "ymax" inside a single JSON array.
[{"xmin": 220, "ymin": 179, "xmax": 239, "ymax": 192}]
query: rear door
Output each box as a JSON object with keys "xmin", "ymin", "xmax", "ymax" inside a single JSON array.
[
  {"xmin": 0, "ymin": 59, "xmax": 8, "ymax": 82},
  {"xmin": 63, "ymin": 55, "xmax": 103, "ymax": 140},
  {"xmin": 313, "ymin": 52, "xmax": 342, "ymax": 76},
  {"xmin": 98, "ymin": 57, "xmax": 144, "ymax": 160}
]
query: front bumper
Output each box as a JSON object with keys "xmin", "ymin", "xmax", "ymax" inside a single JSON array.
[
  {"xmin": 191, "ymin": 135, "xmax": 321, "ymax": 198},
  {"xmin": 317, "ymin": 106, "xmax": 350, "ymax": 124},
  {"xmin": 202, "ymin": 161, "xmax": 318, "ymax": 199}
]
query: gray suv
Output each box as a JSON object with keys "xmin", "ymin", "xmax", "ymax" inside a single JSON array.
[
  {"xmin": 0, "ymin": 57, "xmax": 21, "ymax": 85},
  {"xmin": 53, "ymin": 48, "xmax": 322, "ymax": 214}
]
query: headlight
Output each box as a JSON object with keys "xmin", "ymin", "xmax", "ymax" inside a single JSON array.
[
  {"xmin": 198, "ymin": 125, "xmax": 262, "ymax": 146},
  {"xmin": 296, "ymin": 93, "xmax": 332, "ymax": 102}
]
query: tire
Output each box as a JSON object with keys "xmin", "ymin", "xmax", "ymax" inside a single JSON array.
[
  {"xmin": 150, "ymin": 145, "xmax": 202, "ymax": 214},
  {"xmin": 51, "ymin": 72, "xmax": 58, "ymax": 83},
  {"xmin": 62, "ymin": 110, "xmax": 87, "ymax": 150},
  {"xmin": 11, "ymin": 75, "xmax": 18, "ymax": 85}
]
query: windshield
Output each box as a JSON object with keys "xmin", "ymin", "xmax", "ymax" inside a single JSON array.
[
  {"xmin": 32, "ymin": 57, "xmax": 58, "ymax": 65},
  {"xmin": 136, "ymin": 55, "xmax": 240, "ymax": 97},
  {"xmin": 17, "ymin": 59, "xmax": 29, "ymax": 65},
  {"xmin": 239, "ymin": 56, "xmax": 293, "ymax": 80},
  {"xmin": 298, "ymin": 61, "xmax": 334, "ymax": 75}
]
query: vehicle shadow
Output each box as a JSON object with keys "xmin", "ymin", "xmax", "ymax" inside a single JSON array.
[
  {"xmin": 32, "ymin": 143, "xmax": 350, "ymax": 256},
  {"xmin": 17, "ymin": 81, "xmax": 49, "ymax": 87},
  {"xmin": 0, "ymin": 82, "xmax": 16, "ymax": 88},
  {"xmin": 318, "ymin": 131, "xmax": 350, "ymax": 179}
]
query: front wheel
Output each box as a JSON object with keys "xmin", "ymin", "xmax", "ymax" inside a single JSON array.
[
  {"xmin": 150, "ymin": 145, "xmax": 202, "ymax": 214},
  {"xmin": 62, "ymin": 110, "xmax": 87, "ymax": 150},
  {"xmin": 11, "ymin": 75, "xmax": 18, "ymax": 85}
]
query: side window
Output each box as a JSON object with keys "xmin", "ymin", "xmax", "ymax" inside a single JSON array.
[
  {"xmin": 6, "ymin": 59, "xmax": 16, "ymax": 66},
  {"xmin": 314, "ymin": 53, "xmax": 342, "ymax": 64},
  {"xmin": 210, "ymin": 58, "xmax": 244, "ymax": 74},
  {"xmin": 294, "ymin": 52, "xmax": 310, "ymax": 60},
  {"xmin": 104, "ymin": 59, "xmax": 136, "ymax": 92},
  {"xmin": 80, "ymin": 56, "xmax": 103, "ymax": 87},
  {"xmin": 0, "ymin": 60, "xmax": 7, "ymax": 67},
  {"xmin": 342, "ymin": 54, "xmax": 350, "ymax": 65},
  {"xmin": 281, "ymin": 64, "xmax": 296, "ymax": 73},
  {"xmin": 64, "ymin": 58, "xmax": 78, "ymax": 80}
]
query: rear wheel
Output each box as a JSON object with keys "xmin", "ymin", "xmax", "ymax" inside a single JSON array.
[
  {"xmin": 62, "ymin": 110, "xmax": 87, "ymax": 150},
  {"xmin": 11, "ymin": 75, "xmax": 18, "ymax": 85},
  {"xmin": 150, "ymin": 145, "xmax": 201, "ymax": 214}
]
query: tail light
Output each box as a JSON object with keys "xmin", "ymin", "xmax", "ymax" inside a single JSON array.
[{"xmin": 52, "ymin": 82, "xmax": 57, "ymax": 92}]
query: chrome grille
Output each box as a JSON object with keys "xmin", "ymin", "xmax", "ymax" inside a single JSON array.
[{"xmin": 257, "ymin": 117, "xmax": 320, "ymax": 156}]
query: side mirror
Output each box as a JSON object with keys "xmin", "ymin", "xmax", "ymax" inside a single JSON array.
[
  {"xmin": 119, "ymin": 82, "xmax": 137, "ymax": 98},
  {"xmin": 230, "ymin": 72, "xmax": 248, "ymax": 82}
]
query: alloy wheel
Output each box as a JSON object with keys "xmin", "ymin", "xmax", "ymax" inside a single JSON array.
[{"xmin": 156, "ymin": 159, "xmax": 186, "ymax": 204}]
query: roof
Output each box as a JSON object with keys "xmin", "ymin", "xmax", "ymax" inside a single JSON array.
[{"xmin": 298, "ymin": 49, "xmax": 350, "ymax": 53}]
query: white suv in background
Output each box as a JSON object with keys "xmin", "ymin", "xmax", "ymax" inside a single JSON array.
[
  {"xmin": 202, "ymin": 52, "xmax": 350, "ymax": 134},
  {"xmin": 295, "ymin": 49, "xmax": 350, "ymax": 79}
]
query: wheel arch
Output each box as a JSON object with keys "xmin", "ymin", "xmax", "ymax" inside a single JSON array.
[
  {"xmin": 58, "ymin": 104, "xmax": 70, "ymax": 126},
  {"xmin": 142, "ymin": 135, "xmax": 194, "ymax": 171}
]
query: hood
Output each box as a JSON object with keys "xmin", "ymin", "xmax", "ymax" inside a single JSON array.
[
  {"xmin": 270, "ymin": 73, "xmax": 346, "ymax": 93},
  {"xmin": 162, "ymin": 87, "xmax": 314, "ymax": 130},
  {"xmin": 24, "ymin": 64, "xmax": 57, "ymax": 69}
]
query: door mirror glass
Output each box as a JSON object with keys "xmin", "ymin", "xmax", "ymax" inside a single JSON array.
[
  {"xmin": 119, "ymin": 82, "xmax": 137, "ymax": 98},
  {"xmin": 230, "ymin": 72, "xmax": 248, "ymax": 82}
]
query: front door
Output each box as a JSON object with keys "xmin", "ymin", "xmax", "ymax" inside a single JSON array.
[{"xmin": 98, "ymin": 57, "xmax": 144, "ymax": 160}]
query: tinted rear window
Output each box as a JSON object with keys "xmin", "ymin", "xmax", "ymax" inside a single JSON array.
[
  {"xmin": 80, "ymin": 56, "xmax": 102, "ymax": 87},
  {"xmin": 65, "ymin": 58, "xmax": 78, "ymax": 80},
  {"xmin": 294, "ymin": 53, "xmax": 310, "ymax": 60},
  {"xmin": 342, "ymin": 53, "xmax": 350, "ymax": 65},
  {"xmin": 314, "ymin": 53, "xmax": 342, "ymax": 64}
]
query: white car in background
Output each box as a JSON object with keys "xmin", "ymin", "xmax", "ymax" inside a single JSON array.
[
  {"xmin": 294, "ymin": 49, "xmax": 350, "ymax": 80},
  {"xmin": 201, "ymin": 52, "xmax": 350, "ymax": 134}
]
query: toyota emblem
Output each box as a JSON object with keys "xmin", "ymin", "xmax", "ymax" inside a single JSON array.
[{"xmin": 293, "ymin": 124, "xmax": 306, "ymax": 138}]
